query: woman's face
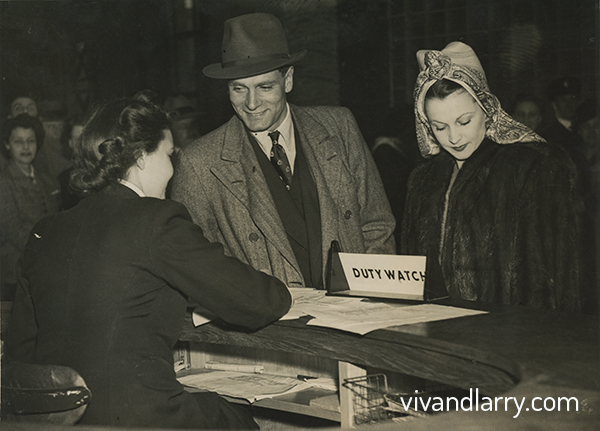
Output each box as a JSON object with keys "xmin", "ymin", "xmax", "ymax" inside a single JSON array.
[
  {"xmin": 142, "ymin": 130, "xmax": 175, "ymax": 199},
  {"xmin": 6, "ymin": 127, "xmax": 37, "ymax": 168},
  {"xmin": 425, "ymin": 89, "xmax": 487, "ymax": 165}
]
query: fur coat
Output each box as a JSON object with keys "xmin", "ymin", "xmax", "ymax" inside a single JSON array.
[{"xmin": 400, "ymin": 139, "xmax": 581, "ymax": 311}]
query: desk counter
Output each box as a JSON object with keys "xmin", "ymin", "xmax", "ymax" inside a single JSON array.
[{"xmin": 179, "ymin": 299, "xmax": 599, "ymax": 428}]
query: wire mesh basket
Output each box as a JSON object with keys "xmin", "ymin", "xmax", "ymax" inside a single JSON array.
[
  {"xmin": 343, "ymin": 374, "xmax": 441, "ymax": 425},
  {"xmin": 343, "ymin": 373, "xmax": 394, "ymax": 425}
]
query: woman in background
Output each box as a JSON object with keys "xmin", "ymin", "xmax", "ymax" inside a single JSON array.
[
  {"xmin": 5, "ymin": 94, "xmax": 291, "ymax": 428},
  {"xmin": 0, "ymin": 114, "xmax": 60, "ymax": 301},
  {"xmin": 401, "ymin": 42, "xmax": 582, "ymax": 312}
]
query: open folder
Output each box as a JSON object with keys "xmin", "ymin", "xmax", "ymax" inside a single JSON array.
[{"xmin": 325, "ymin": 241, "xmax": 448, "ymax": 302}]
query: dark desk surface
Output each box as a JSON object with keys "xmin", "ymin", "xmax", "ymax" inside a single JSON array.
[
  {"xmin": 180, "ymin": 300, "xmax": 598, "ymax": 393},
  {"xmin": 180, "ymin": 299, "xmax": 600, "ymax": 428}
]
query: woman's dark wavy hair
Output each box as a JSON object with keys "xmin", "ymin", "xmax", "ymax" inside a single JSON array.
[
  {"xmin": 1, "ymin": 114, "xmax": 46, "ymax": 159},
  {"xmin": 425, "ymin": 79, "xmax": 465, "ymax": 101},
  {"xmin": 70, "ymin": 93, "xmax": 171, "ymax": 196}
]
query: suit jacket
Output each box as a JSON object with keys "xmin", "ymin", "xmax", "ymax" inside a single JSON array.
[
  {"xmin": 171, "ymin": 105, "xmax": 396, "ymax": 288},
  {"xmin": 4, "ymin": 184, "xmax": 291, "ymax": 428}
]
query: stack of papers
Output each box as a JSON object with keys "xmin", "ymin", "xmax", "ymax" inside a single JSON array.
[
  {"xmin": 177, "ymin": 371, "xmax": 314, "ymax": 403},
  {"xmin": 193, "ymin": 288, "xmax": 486, "ymax": 335}
]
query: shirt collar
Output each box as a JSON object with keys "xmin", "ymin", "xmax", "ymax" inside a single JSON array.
[
  {"xmin": 119, "ymin": 179, "xmax": 145, "ymax": 197},
  {"xmin": 557, "ymin": 116, "xmax": 573, "ymax": 131},
  {"xmin": 12, "ymin": 162, "xmax": 35, "ymax": 181},
  {"xmin": 252, "ymin": 103, "xmax": 294, "ymax": 155}
]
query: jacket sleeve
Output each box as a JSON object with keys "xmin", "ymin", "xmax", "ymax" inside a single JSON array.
[
  {"xmin": 148, "ymin": 202, "xmax": 292, "ymax": 330},
  {"xmin": 338, "ymin": 108, "xmax": 396, "ymax": 254}
]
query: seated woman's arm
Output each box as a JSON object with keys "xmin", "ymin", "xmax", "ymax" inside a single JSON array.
[{"xmin": 149, "ymin": 200, "xmax": 292, "ymax": 331}]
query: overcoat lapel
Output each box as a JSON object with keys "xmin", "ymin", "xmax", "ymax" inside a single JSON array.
[
  {"xmin": 291, "ymin": 106, "xmax": 343, "ymax": 258},
  {"xmin": 209, "ymin": 117, "xmax": 299, "ymax": 270}
]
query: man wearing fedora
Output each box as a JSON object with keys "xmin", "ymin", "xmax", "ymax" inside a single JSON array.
[
  {"xmin": 540, "ymin": 77, "xmax": 587, "ymax": 172},
  {"xmin": 171, "ymin": 13, "xmax": 395, "ymax": 290}
]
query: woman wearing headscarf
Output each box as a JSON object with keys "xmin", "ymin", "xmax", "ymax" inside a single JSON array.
[
  {"xmin": 4, "ymin": 94, "xmax": 292, "ymax": 428},
  {"xmin": 400, "ymin": 42, "xmax": 582, "ymax": 312}
]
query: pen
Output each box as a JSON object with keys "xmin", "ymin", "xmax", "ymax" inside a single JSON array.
[{"xmin": 297, "ymin": 374, "xmax": 318, "ymax": 381}]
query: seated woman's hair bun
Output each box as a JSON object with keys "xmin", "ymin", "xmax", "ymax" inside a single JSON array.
[
  {"xmin": 69, "ymin": 96, "xmax": 170, "ymax": 196},
  {"xmin": 98, "ymin": 137, "xmax": 125, "ymax": 160}
]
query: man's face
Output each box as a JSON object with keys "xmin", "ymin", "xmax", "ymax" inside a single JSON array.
[
  {"xmin": 228, "ymin": 68, "xmax": 294, "ymax": 132},
  {"xmin": 11, "ymin": 97, "xmax": 39, "ymax": 118},
  {"xmin": 513, "ymin": 101, "xmax": 542, "ymax": 131}
]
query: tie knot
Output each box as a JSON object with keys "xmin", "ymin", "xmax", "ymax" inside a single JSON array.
[{"xmin": 268, "ymin": 130, "xmax": 280, "ymax": 144}]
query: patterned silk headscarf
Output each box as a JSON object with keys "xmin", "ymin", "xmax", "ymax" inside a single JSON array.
[{"xmin": 414, "ymin": 41, "xmax": 545, "ymax": 158}]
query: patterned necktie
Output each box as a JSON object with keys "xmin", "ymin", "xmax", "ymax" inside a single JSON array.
[{"xmin": 268, "ymin": 131, "xmax": 292, "ymax": 189}]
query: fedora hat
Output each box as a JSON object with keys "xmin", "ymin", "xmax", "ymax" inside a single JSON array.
[{"xmin": 203, "ymin": 13, "xmax": 307, "ymax": 80}]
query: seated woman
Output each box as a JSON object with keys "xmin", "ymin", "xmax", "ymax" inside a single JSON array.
[
  {"xmin": 0, "ymin": 114, "xmax": 60, "ymax": 301},
  {"xmin": 4, "ymin": 95, "xmax": 292, "ymax": 429},
  {"xmin": 401, "ymin": 42, "xmax": 581, "ymax": 312}
]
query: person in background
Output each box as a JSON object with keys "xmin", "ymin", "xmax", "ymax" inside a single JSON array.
[
  {"xmin": 0, "ymin": 114, "xmax": 60, "ymax": 301},
  {"xmin": 540, "ymin": 77, "xmax": 587, "ymax": 171},
  {"xmin": 573, "ymin": 98, "xmax": 600, "ymax": 170},
  {"xmin": 2, "ymin": 93, "xmax": 70, "ymax": 183},
  {"xmin": 4, "ymin": 94, "xmax": 291, "ymax": 429},
  {"xmin": 370, "ymin": 105, "xmax": 420, "ymax": 248},
  {"xmin": 171, "ymin": 13, "xmax": 395, "ymax": 290},
  {"xmin": 9, "ymin": 95, "xmax": 39, "ymax": 118},
  {"xmin": 57, "ymin": 114, "xmax": 85, "ymax": 210},
  {"xmin": 510, "ymin": 93, "xmax": 544, "ymax": 133},
  {"xmin": 1, "ymin": 95, "xmax": 41, "ymax": 171},
  {"xmin": 163, "ymin": 94, "xmax": 203, "ymax": 149},
  {"xmin": 401, "ymin": 42, "xmax": 581, "ymax": 312},
  {"xmin": 572, "ymin": 97, "xmax": 599, "ymax": 315}
]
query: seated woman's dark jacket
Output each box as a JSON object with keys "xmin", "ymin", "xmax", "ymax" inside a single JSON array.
[
  {"xmin": 400, "ymin": 138, "xmax": 581, "ymax": 311},
  {"xmin": 4, "ymin": 184, "xmax": 291, "ymax": 428}
]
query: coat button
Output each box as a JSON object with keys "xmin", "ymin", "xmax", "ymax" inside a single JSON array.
[
  {"xmin": 249, "ymin": 233, "xmax": 260, "ymax": 242},
  {"xmin": 344, "ymin": 210, "xmax": 352, "ymax": 220}
]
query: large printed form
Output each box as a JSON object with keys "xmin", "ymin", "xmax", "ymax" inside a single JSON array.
[{"xmin": 193, "ymin": 288, "xmax": 486, "ymax": 336}]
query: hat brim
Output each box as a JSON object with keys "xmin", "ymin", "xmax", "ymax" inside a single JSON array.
[{"xmin": 202, "ymin": 50, "xmax": 307, "ymax": 80}]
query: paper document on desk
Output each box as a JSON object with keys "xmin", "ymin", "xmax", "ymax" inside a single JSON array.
[
  {"xmin": 192, "ymin": 305, "xmax": 218, "ymax": 327},
  {"xmin": 177, "ymin": 371, "xmax": 312, "ymax": 403},
  {"xmin": 192, "ymin": 289, "xmax": 486, "ymax": 334},
  {"xmin": 283, "ymin": 288, "xmax": 486, "ymax": 335},
  {"xmin": 306, "ymin": 303, "xmax": 487, "ymax": 335},
  {"xmin": 280, "ymin": 288, "xmax": 361, "ymax": 320}
]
